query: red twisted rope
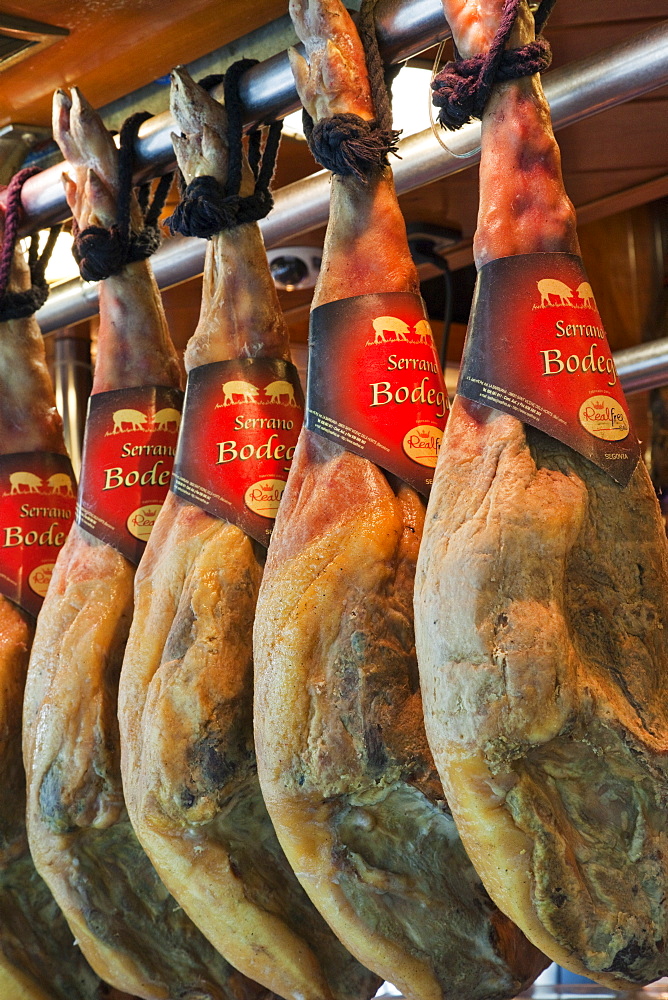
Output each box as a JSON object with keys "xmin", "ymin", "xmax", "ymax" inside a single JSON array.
[{"xmin": 0, "ymin": 165, "xmax": 40, "ymax": 300}]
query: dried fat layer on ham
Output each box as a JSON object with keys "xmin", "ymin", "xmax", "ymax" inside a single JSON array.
[
  {"xmin": 0, "ymin": 598, "xmax": 108, "ymax": 1000},
  {"xmin": 0, "ymin": 237, "xmax": 112, "ymax": 998},
  {"xmin": 254, "ymin": 4, "xmax": 547, "ymax": 1000},
  {"xmin": 415, "ymin": 0, "xmax": 668, "ymax": 987},
  {"xmin": 117, "ymin": 65, "xmax": 377, "ymax": 1000},
  {"xmin": 22, "ymin": 89, "xmax": 259, "ymax": 1000}
]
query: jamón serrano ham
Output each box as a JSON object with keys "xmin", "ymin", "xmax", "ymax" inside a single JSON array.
[
  {"xmin": 118, "ymin": 66, "xmax": 376, "ymax": 1000},
  {"xmin": 0, "ymin": 218, "xmax": 116, "ymax": 998},
  {"xmin": 415, "ymin": 0, "xmax": 668, "ymax": 987},
  {"xmin": 22, "ymin": 89, "xmax": 259, "ymax": 1000},
  {"xmin": 253, "ymin": 4, "xmax": 547, "ymax": 999}
]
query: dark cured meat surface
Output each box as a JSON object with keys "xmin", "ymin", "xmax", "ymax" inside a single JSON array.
[
  {"xmin": 254, "ymin": 3, "xmax": 548, "ymax": 999},
  {"xmin": 118, "ymin": 66, "xmax": 379, "ymax": 1000},
  {"xmin": 415, "ymin": 0, "xmax": 668, "ymax": 987}
]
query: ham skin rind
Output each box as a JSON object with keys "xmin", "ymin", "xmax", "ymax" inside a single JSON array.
[
  {"xmin": 418, "ymin": 402, "xmax": 668, "ymax": 986},
  {"xmin": 0, "ymin": 239, "xmax": 110, "ymax": 999},
  {"xmin": 254, "ymin": 3, "xmax": 548, "ymax": 999},
  {"xmin": 118, "ymin": 66, "xmax": 380, "ymax": 1000},
  {"xmin": 23, "ymin": 88, "xmax": 259, "ymax": 1000},
  {"xmin": 415, "ymin": 0, "xmax": 668, "ymax": 987},
  {"xmin": 256, "ymin": 434, "xmax": 547, "ymax": 1000}
]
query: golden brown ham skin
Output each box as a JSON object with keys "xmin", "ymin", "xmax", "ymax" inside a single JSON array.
[
  {"xmin": 0, "ymin": 234, "xmax": 111, "ymax": 999},
  {"xmin": 415, "ymin": 0, "xmax": 668, "ymax": 987},
  {"xmin": 254, "ymin": 3, "xmax": 547, "ymax": 999},
  {"xmin": 118, "ymin": 66, "xmax": 378, "ymax": 1000},
  {"xmin": 23, "ymin": 89, "xmax": 264, "ymax": 1000},
  {"xmin": 255, "ymin": 431, "xmax": 547, "ymax": 1000},
  {"xmin": 0, "ymin": 597, "xmax": 104, "ymax": 1000}
]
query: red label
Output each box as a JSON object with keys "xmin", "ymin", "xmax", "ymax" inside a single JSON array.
[
  {"xmin": 458, "ymin": 253, "xmax": 640, "ymax": 486},
  {"xmin": 0, "ymin": 452, "xmax": 77, "ymax": 617},
  {"xmin": 76, "ymin": 386, "xmax": 184, "ymax": 564},
  {"xmin": 171, "ymin": 359, "xmax": 304, "ymax": 545},
  {"xmin": 306, "ymin": 293, "xmax": 448, "ymax": 496}
]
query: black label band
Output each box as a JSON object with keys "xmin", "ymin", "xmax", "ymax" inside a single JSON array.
[
  {"xmin": 0, "ymin": 452, "xmax": 77, "ymax": 616},
  {"xmin": 171, "ymin": 358, "xmax": 304, "ymax": 545},
  {"xmin": 306, "ymin": 292, "xmax": 448, "ymax": 496},
  {"xmin": 458, "ymin": 253, "xmax": 639, "ymax": 486},
  {"xmin": 77, "ymin": 385, "xmax": 184, "ymax": 564}
]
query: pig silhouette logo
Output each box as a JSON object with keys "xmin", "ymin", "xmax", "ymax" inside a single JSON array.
[
  {"xmin": 111, "ymin": 408, "xmax": 148, "ymax": 434},
  {"xmin": 537, "ymin": 278, "xmax": 574, "ymax": 307},
  {"xmin": 47, "ymin": 473, "xmax": 74, "ymax": 497},
  {"xmin": 153, "ymin": 407, "xmax": 182, "ymax": 432},
  {"xmin": 264, "ymin": 381, "xmax": 297, "ymax": 406},
  {"xmin": 8, "ymin": 471, "xmax": 43, "ymax": 495},
  {"xmin": 221, "ymin": 380, "xmax": 260, "ymax": 406},
  {"xmin": 577, "ymin": 281, "xmax": 595, "ymax": 308},
  {"xmin": 413, "ymin": 319, "xmax": 434, "ymax": 343},
  {"xmin": 369, "ymin": 316, "xmax": 411, "ymax": 345}
]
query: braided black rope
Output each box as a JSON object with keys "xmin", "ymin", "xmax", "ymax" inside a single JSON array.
[
  {"xmin": 0, "ymin": 223, "xmax": 61, "ymax": 322},
  {"xmin": 167, "ymin": 62, "xmax": 284, "ymax": 239},
  {"xmin": 197, "ymin": 73, "xmax": 225, "ymax": 93},
  {"xmin": 302, "ymin": 0, "xmax": 400, "ymax": 182},
  {"xmin": 356, "ymin": 0, "xmax": 394, "ymax": 134},
  {"xmin": 534, "ymin": 0, "xmax": 558, "ymax": 35},
  {"xmin": 432, "ymin": 0, "xmax": 556, "ymax": 130},
  {"xmin": 73, "ymin": 111, "xmax": 173, "ymax": 281}
]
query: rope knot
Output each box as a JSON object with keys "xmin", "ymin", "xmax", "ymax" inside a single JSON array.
[
  {"xmin": 167, "ymin": 62, "xmax": 282, "ymax": 240},
  {"xmin": 167, "ymin": 175, "xmax": 274, "ymax": 238},
  {"xmin": 127, "ymin": 225, "xmax": 162, "ymax": 264},
  {"xmin": 167, "ymin": 175, "xmax": 276, "ymax": 240},
  {"xmin": 433, "ymin": 0, "xmax": 555, "ymax": 131},
  {"xmin": 306, "ymin": 114, "xmax": 400, "ymax": 181},
  {"xmin": 431, "ymin": 62, "xmax": 486, "ymax": 130},
  {"xmin": 302, "ymin": 0, "xmax": 400, "ymax": 182},
  {"xmin": 0, "ymin": 273, "xmax": 51, "ymax": 321},
  {"xmin": 0, "ymin": 166, "xmax": 60, "ymax": 322},
  {"xmin": 237, "ymin": 188, "xmax": 274, "ymax": 224},
  {"xmin": 72, "ymin": 111, "xmax": 173, "ymax": 281},
  {"xmin": 74, "ymin": 224, "xmax": 126, "ymax": 282}
]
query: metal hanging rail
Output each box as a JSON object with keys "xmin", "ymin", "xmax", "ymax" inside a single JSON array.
[
  {"xmin": 7, "ymin": 0, "xmax": 450, "ymax": 235},
  {"xmin": 36, "ymin": 18, "xmax": 668, "ymax": 371},
  {"xmin": 615, "ymin": 340, "xmax": 668, "ymax": 396}
]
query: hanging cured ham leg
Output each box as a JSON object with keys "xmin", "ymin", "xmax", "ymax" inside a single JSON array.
[
  {"xmin": 0, "ymin": 203, "xmax": 120, "ymax": 998},
  {"xmin": 254, "ymin": 4, "xmax": 546, "ymax": 1000},
  {"xmin": 22, "ymin": 89, "xmax": 259, "ymax": 1000},
  {"xmin": 415, "ymin": 0, "xmax": 668, "ymax": 987},
  {"xmin": 118, "ymin": 66, "xmax": 376, "ymax": 1000}
]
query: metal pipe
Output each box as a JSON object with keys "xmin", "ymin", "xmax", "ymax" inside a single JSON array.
[
  {"xmin": 52, "ymin": 330, "xmax": 93, "ymax": 477},
  {"xmin": 11, "ymin": 0, "xmax": 449, "ymax": 234},
  {"xmin": 616, "ymin": 339, "xmax": 668, "ymax": 396},
  {"xmin": 36, "ymin": 20, "xmax": 668, "ymax": 335}
]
